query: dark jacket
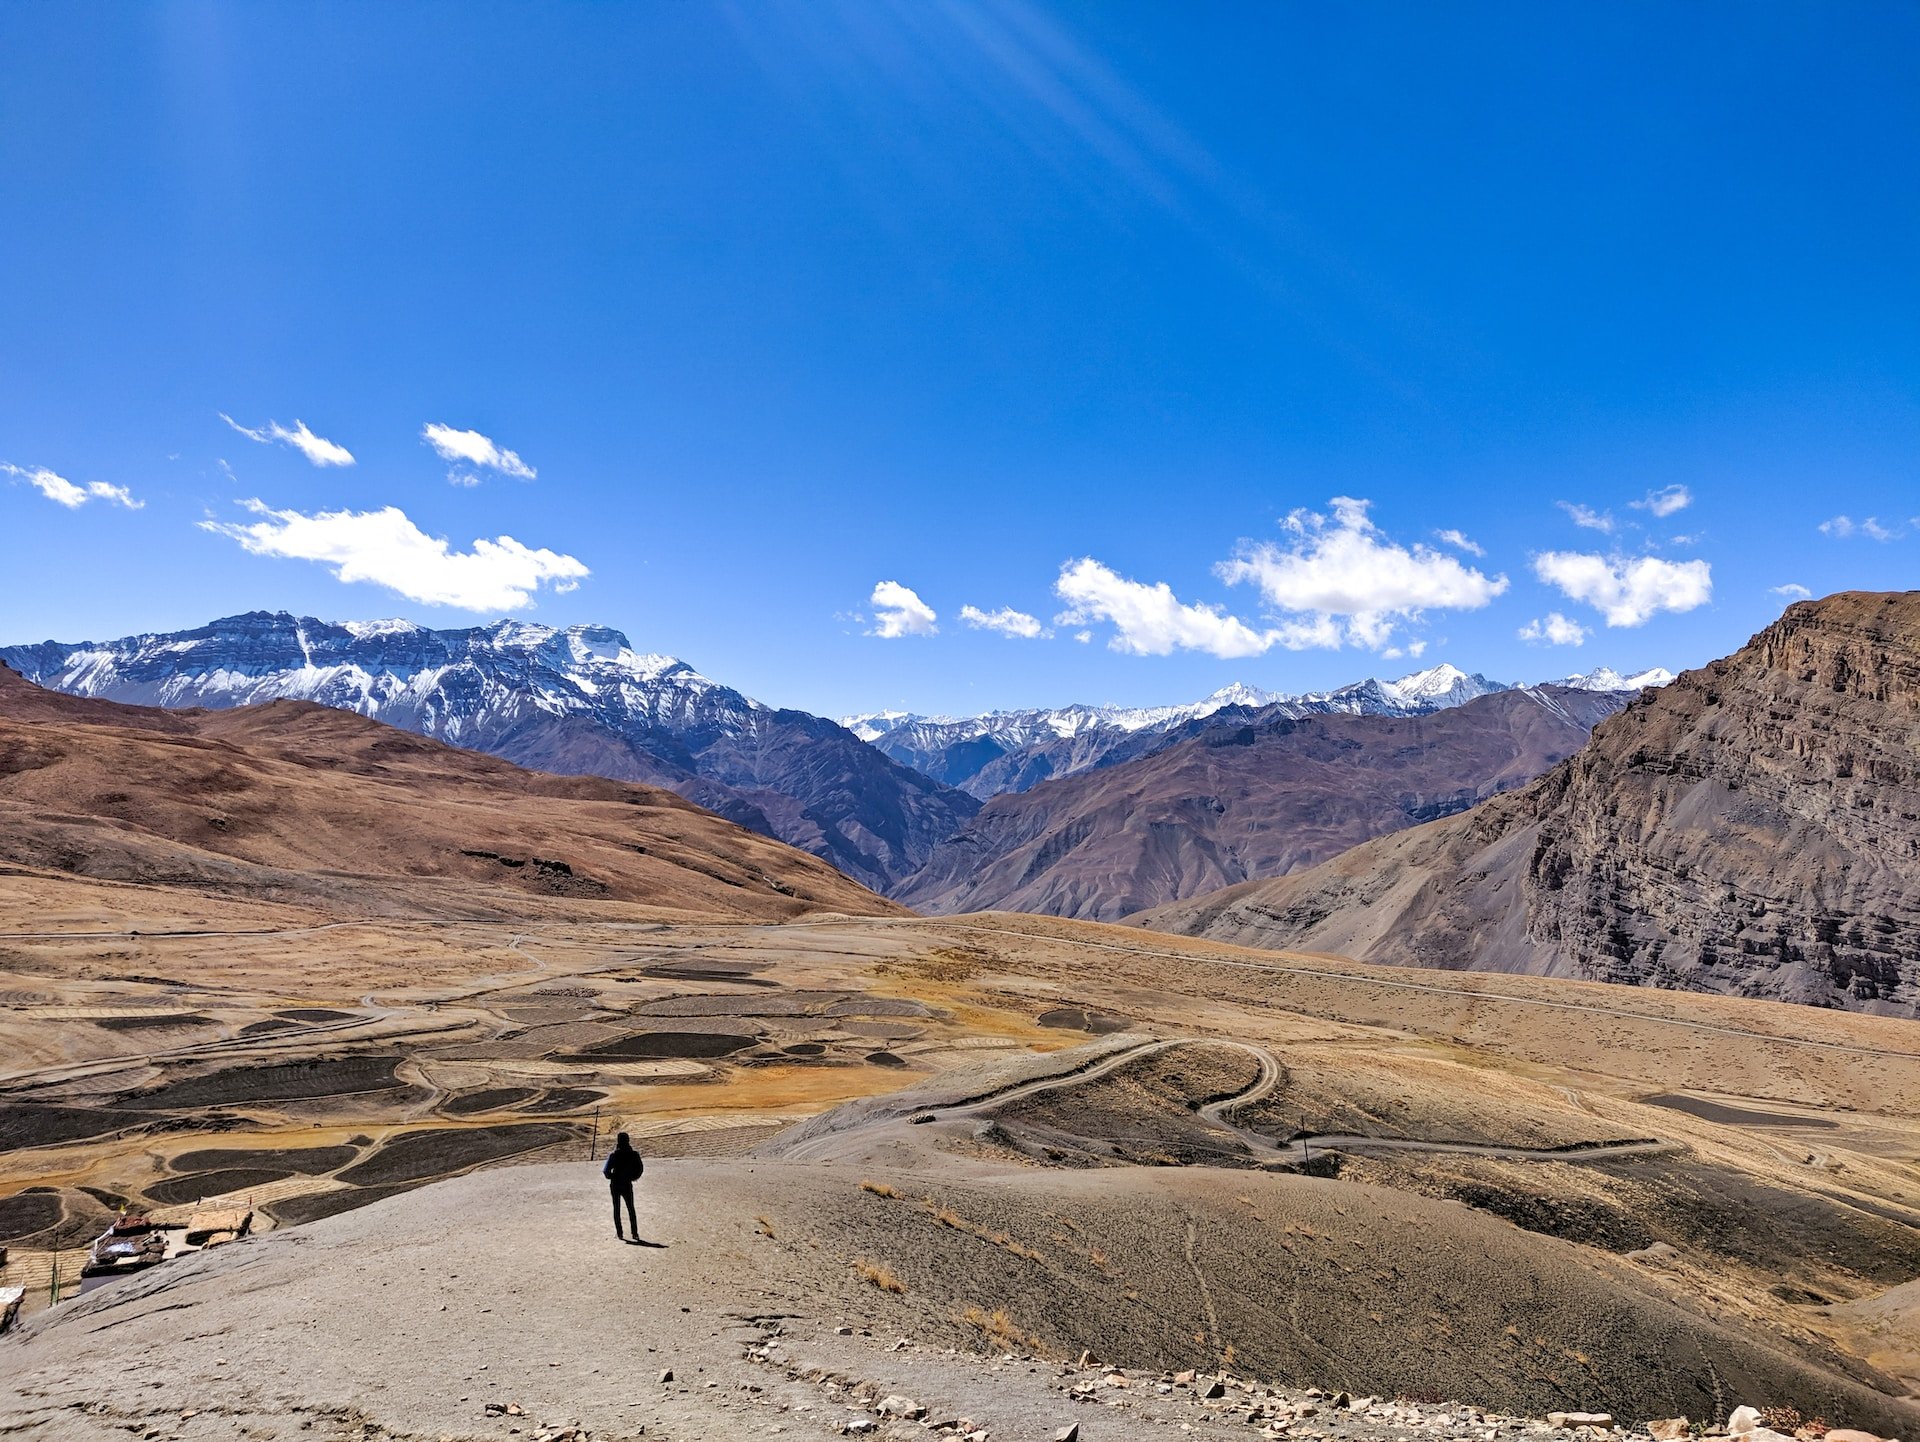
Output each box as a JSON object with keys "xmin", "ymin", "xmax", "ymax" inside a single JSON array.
[{"xmin": 603, "ymin": 1145, "xmax": 644, "ymax": 1185}]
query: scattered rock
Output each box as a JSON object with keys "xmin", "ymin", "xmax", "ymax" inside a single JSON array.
[
  {"xmin": 1202, "ymin": 1380, "xmax": 1227, "ymax": 1400},
  {"xmin": 1052, "ymin": 1427, "xmax": 1080, "ymax": 1442},
  {"xmin": 877, "ymin": 1396, "xmax": 926, "ymax": 1420},
  {"xmin": 1648, "ymin": 1421, "xmax": 1690, "ymax": 1441},
  {"xmin": 1728, "ymin": 1409, "xmax": 1763, "ymax": 1436},
  {"xmin": 1825, "ymin": 1431, "xmax": 1887, "ymax": 1442},
  {"xmin": 1548, "ymin": 1414, "xmax": 1613, "ymax": 1431},
  {"xmin": 658, "ymin": 1369, "xmax": 674, "ymax": 1384}
]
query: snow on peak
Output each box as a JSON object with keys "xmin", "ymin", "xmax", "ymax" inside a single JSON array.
[
  {"xmin": 343, "ymin": 618, "xmax": 423, "ymax": 640},
  {"xmin": 1546, "ymin": 666, "xmax": 1676, "ymax": 692}
]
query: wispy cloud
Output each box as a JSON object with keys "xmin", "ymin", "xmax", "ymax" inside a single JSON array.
[
  {"xmin": 220, "ymin": 414, "xmax": 355, "ymax": 467},
  {"xmin": 1533, "ymin": 551, "xmax": 1711, "ymax": 627},
  {"xmin": 867, "ymin": 580, "xmax": 938, "ymax": 638},
  {"xmin": 1557, "ymin": 501, "xmax": 1615, "ymax": 534},
  {"xmin": 1217, "ymin": 496, "xmax": 1507, "ymax": 650},
  {"xmin": 1518, "ymin": 612, "xmax": 1589, "ymax": 646},
  {"xmin": 1434, "ymin": 528, "xmax": 1484, "ymax": 557},
  {"xmin": 1819, "ymin": 514, "xmax": 1904, "ymax": 542},
  {"xmin": 1630, "ymin": 485, "xmax": 1693, "ymax": 518},
  {"xmin": 1770, "ymin": 582, "xmax": 1813, "ymax": 599},
  {"xmin": 2, "ymin": 462, "xmax": 142, "ymax": 510},
  {"xmin": 200, "ymin": 499, "xmax": 587, "ymax": 610},
  {"xmin": 959, "ymin": 604, "xmax": 1047, "ymax": 638},
  {"xmin": 422, "ymin": 423, "xmax": 536, "ymax": 483}
]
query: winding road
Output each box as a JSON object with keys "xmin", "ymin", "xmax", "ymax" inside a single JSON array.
[{"xmin": 898, "ymin": 1035, "xmax": 1681, "ymax": 1170}]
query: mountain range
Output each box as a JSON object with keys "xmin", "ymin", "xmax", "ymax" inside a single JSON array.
[
  {"xmin": 0, "ymin": 614, "xmax": 1668, "ymax": 898},
  {"xmin": 846, "ymin": 663, "xmax": 1672, "ymax": 798},
  {"xmin": 1136, "ymin": 591, "xmax": 1920, "ymax": 1017},
  {"xmin": 895, "ymin": 684, "xmax": 1629, "ymax": 921},
  {"xmin": 0, "ymin": 612, "xmax": 978, "ymax": 896}
]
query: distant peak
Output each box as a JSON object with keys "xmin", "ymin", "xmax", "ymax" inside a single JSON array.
[{"xmin": 1545, "ymin": 666, "xmax": 1675, "ymax": 692}]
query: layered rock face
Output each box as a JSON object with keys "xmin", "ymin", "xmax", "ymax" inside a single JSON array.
[{"xmin": 1136, "ymin": 593, "xmax": 1920, "ymax": 1016}]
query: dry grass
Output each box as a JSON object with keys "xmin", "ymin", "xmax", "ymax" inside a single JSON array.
[
  {"xmin": 877, "ymin": 945, "xmax": 989, "ymax": 984},
  {"xmin": 956, "ymin": 1304, "xmax": 1044, "ymax": 1352},
  {"xmin": 914, "ymin": 1196, "xmax": 1045, "ymax": 1263},
  {"xmin": 859, "ymin": 1179, "xmax": 901, "ymax": 1199},
  {"xmin": 853, "ymin": 1259, "xmax": 906, "ymax": 1294}
]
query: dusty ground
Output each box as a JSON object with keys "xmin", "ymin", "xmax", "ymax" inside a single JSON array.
[{"xmin": 3, "ymin": 882, "xmax": 1918, "ymax": 1434}]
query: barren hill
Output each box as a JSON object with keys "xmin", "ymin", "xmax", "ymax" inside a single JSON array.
[
  {"xmin": 1135, "ymin": 592, "xmax": 1920, "ymax": 1016},
  {"xmin": 896, "ymin": 687, "xmax": 1624, "ymax": 920},
  {"xmin": 0, "ymin": 664, "xmax": 896, "ymax": 922}
]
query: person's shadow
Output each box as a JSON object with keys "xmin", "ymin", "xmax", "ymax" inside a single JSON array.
[{"xmin": 623, "ymin": 1237, "xmax": 668, "ymax": 1248}]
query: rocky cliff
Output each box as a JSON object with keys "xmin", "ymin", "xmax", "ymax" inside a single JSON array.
[{"xmin": 1133, "ymin": 592, "xmax": 1920, "ymax": 1016}]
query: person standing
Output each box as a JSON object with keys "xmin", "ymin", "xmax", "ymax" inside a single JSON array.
[{"xmin": 603, "ymin": 1132, "xmax": 643, "ymax": 1240}]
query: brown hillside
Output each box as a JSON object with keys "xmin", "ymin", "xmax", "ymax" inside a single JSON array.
[{"xmin": 0, "ymin": 664, "xmax": 898, "ymax": 922}]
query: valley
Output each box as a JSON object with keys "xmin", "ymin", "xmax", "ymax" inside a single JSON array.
[{"xmin": 3, "ymin": 878, "xmax": 1918, "ymax": 1437}]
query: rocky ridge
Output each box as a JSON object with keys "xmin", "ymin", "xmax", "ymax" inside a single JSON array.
[{"xmin": 1135, "ymin": 592, "xmax": 1920, "ymax": 1016}]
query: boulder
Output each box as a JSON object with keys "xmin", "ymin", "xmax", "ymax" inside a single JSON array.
[{"xmin": 1648, "ymin": 1420, "xmax": 1690, "ymax": 1440}]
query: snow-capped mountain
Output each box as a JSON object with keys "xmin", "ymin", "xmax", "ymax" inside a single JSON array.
[
  {"xmin": 842, "ymin": 661, "xmax": 1668, "ymax": 798},
  {"xmin": 844, "ymin": 667, "xmax": 1524, "ymax": 797},
  {"xmin": 1548, "ymin": 666, "xmax": 1676, "ymax": 692},
  {"xmin": 0, "ymin": 612, "xmax": 979, "ymax": 894}
]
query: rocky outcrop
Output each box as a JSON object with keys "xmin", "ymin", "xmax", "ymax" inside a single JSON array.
[
  {"xmin": 1135, "ymin": 592, "xmax": 1920, "ymax": 1016},
  {"xmin": 894, "ymin": 687, "xmax": 1625, "ymax": 921}
]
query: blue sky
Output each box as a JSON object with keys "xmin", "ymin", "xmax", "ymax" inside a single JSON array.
[{"xmin": 3, "ymin": 3, "xmax": 1916, "ymax": 718}]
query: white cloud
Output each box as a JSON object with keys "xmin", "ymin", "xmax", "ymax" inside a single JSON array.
[
  {"xmin": 1434, "ymin": 528, "xmax": 1485, "ymax": 557},
  {"xmin": 868, "ymin": 581, "xmax": 938, "ymax": 638},
  {"xmin": 200, "ymin": 499, "xmax": 587, "ymax": 610},
  {"xmin": 1819, "ymin": 514, "xmax": 1902, "ymax": 541},
  {"xmin": 1557, "ymin": 501, "xmax": 1615, "ymax": 533},
  {"xmin": 1055, "ymin": 558, "xmax": 1281, "ymax": 658},
  {"xmin": 1072, "ymin": 630, "xmax": 1093, "ymax": 644},
  {"xmin": 1532, "ymin": 551, "xmax": 1712, "ymax": 627},
  {"xmin": 220, "ymin": 414, "xmax": 355, "ymax": 467},
  {"xmin": 959, "ymin": 604, "xmax": 1047, "ymax": 639},
  {"xmin": 422, "ymin": 423, "xmax": 536, "ymax": 482},
  {"xmin": 2, "ymin": 462, "xmax": 142, "ymax": 510},
  {"xmin": 1770, "ymin": 582, "xmax": 1813, "ymax": 599},
  {"xmin": 1631, "ymin": 484, "xmax": 1693, "ymax": 518},
  {"xmin": 1519, "ymin": 612, "xmax": 1590, "ymax": 646},
  {"xmin": 1215, "ymin": 496, "xmax": 1508, "ymax": 650}
]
